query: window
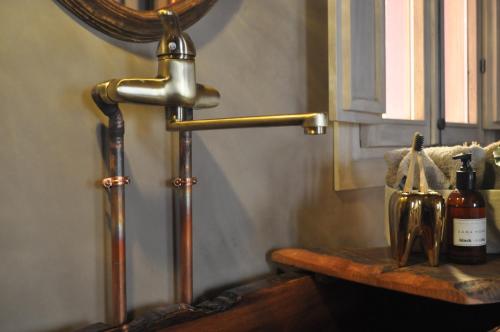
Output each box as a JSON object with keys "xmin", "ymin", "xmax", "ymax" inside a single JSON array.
[
  {"xmin": 384, "ymin": 0, "xmax": 423, "ymax": 121},
  {"xmin": 482, "ymin": 0, "xmax": 500, "ymax": 130},
  {"xmin": 384, "ymin": 0, "xmax": 477, "ymax": 124},
  {"xmin": 329, "ymin": 0, "xmax": 498, "ymax": 191},
  {"xmin": 443, "ymin": 0, "xmax": 477, "ymax": 124}
]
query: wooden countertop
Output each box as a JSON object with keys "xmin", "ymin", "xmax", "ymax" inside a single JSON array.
[{"xmin": 271, "ymin": 247, "xmax": 500, "ymax": 305}]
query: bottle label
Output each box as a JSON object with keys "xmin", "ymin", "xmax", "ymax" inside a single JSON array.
[{"xmin": 453, "ymin": 218, "xmax": 486, "ymax": 247}]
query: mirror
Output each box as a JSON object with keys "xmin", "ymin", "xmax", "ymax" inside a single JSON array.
[{"xmin": 56, "ymin": 0, "xmax": 217, "ymax": 42}]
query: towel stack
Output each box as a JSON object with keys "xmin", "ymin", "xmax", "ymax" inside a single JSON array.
[{"xmin": 385, "ymin": 141, "xmax": 500, "ymax": 190}]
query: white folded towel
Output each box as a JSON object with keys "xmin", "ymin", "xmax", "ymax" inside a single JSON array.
[{"xmin": 385, "ymin": 143, "xmax": 487, "ymax": 190}]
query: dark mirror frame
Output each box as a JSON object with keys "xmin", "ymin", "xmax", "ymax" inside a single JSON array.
[{"xmin": 56, "ymin": 0, "xmax": 217, "ymax": 42}]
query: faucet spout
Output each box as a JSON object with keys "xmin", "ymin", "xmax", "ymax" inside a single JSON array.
[{"xmin": 166, "ymin": 112, "xmax": 328, "ymax": 135}]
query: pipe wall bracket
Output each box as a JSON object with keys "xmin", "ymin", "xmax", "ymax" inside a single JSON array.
[
  {"xmin": 102, "ymin": 176, "xmax": 130, "ymax": 189},
  {"xmin": 172, "ymin": 177, "xmax": 198, "ymax": 188}
]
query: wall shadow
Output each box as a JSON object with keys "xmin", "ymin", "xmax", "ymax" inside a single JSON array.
[
  {"xmin": 90, "ymin": 116, "xmax": 260, "ymax": 321},
  {"xmin": 190, "ymin": 133, "xmax": 259, "ymax": 301},
  {"xmin": 297, "ymin": 162, "xmax": 387, "ymax": 253},
  {"xmin": 186, "ymin": 0, "xmax": 243, "ymax": 49},
  {"xmin": 304, "ymin": 0, "xmax": 329, "ymax": 115},
  {"xmin": 295, "ymin": 0, "xmax": 387, "ymax": 252}
]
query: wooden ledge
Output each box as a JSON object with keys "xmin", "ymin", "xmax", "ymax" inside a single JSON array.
[
  {"xmin": 271, "ymin": 247, "xmax": 500, "ymax": 305},
  {"xmin": 76, "ymin": 273, "xmax": 336, "ymax": 332}
]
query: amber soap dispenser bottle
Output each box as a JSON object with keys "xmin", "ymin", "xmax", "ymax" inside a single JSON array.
[{"xmin": 446, "ymin": 153, "xmax": 486, "ymax": 264}]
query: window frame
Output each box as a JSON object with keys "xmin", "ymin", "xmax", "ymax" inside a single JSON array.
[
  {"xmin": 359, "ymin": 0, "xmax": 434, "ymax": 149},
  {"xmin": 481, "ymin": 0, "xmax": 500, "ymax": 130},
  {"xmin": 330, "ymin": 0, "xmax": 495, "ymax": 191}
]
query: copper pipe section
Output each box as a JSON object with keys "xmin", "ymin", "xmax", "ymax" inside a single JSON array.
[
  {"xmin": 92, "ymin": 90, "xmax": 128, "ymax": 326},
  {"xmin": 108, "ymin": 131, "xmax": 127, "ymax": 325},
  {"xmin": 179, "ymin": 107, "xmax": 193, "ymax": 304},
  {"xmin": 171, "ymin": 106, "xmax": 194, "ymax": 304}
]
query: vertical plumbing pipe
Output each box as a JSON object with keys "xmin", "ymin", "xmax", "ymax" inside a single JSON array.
[
  {"xmin": 170, "ymin": 106, "xmax": 194, "ymax": 304},
  {"xmin": 108, "ymin": 114, "xmax": 127, "ymax": 325},
  {"xmin": 179, "ymin": 108, "xmax": 193, "ymax": 304},
  {"xmin": 92, "ymin": 91, "xmax": 127, "ymax": 326}
]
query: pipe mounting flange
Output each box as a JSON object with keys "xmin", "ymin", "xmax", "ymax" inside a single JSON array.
[{"xmin": 102, "ymin": 176, "xmax": 130, "ymax": 189}]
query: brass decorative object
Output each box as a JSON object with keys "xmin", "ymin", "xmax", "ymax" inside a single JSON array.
[{"xmin": 388, "ymin": 133, "xmax": 445, "ymax": 267}]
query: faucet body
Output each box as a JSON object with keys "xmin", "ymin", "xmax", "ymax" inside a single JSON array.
[
  {"xmin": 91, "ymin": 9, "xmax": 327, "ymax": 328},
  {"xmin": 94, "ymin": 58, "xmax": 219, "ymax": 108}
]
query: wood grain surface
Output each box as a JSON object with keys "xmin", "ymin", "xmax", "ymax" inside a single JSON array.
[
  {"xmin": 271, "ymin": 247, "xmax": 500, "ymax": 305},
  {"xmin": 159, "ymin": 273, "xmax": 335, "ymax": 332},
  {"xmin": 76, "ymin": 273, "xmax": 336, "ymax": 332}
]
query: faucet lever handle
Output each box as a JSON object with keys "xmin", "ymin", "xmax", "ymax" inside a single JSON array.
[
  {"xmin": 158, "ymin": 9, "xmax": 182, "ymax": 35},
  {"xmin": 157, "ymin": 9, "xmax": 196, "ymax": 58}
]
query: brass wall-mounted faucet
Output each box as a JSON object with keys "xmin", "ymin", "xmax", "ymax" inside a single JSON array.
[
  {"xmin": 91, "ymin": 9, "xmax": 328, "ymax": 328},
  {"xmin": 93, "ymin": 9, "xmax": 327, "ymax": 134},
  {"xmin": 93, "ymin": 10, "xmax": 220, "ymax": 109}
]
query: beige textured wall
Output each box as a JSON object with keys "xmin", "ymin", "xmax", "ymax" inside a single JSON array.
[{"xmin": 0, "ymin": 0, "xmax": 385, "ymax": 331}]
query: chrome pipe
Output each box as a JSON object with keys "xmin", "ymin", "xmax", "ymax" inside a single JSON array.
[{"xmin": 166, "ymin": 113, "xmax": 328, "ymax": 135}]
